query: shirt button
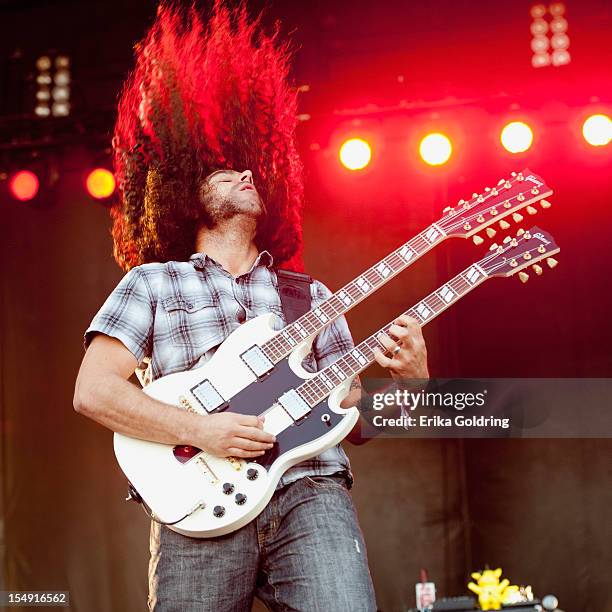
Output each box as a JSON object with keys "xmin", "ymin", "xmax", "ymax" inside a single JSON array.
[
  {"xmin": 187, "ymin": 303, "xmax": 194, "ymax": 309},
  {"xmin": 237, "ymin": 308, "xmax": 246, "ymax": 323}
]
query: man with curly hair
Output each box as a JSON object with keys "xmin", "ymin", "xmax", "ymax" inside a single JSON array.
[{"xmin": 73, "ymin": 2, "xmax": 429, "ymax": 610}]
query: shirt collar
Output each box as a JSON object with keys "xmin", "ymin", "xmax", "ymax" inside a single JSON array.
[{"xmin": 188, "ymin": 249, "xmax": 274, "ymax": 272}]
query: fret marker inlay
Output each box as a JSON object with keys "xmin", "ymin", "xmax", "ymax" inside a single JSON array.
[
  {"xmin": 314, "ymin": 307, "xmax": 328, "ymax": 323},
  {"xmin": 351, "ymin": 349, "xmax": 367, "ymax": 365},
  {"xmin": 466, "ymin": 267, "xmax": 481, "ymax": 284},
  {"xmin": 338, "ymin": 290, "xmax": 352, "ymax": 305},
  {"xmin": 356, "ymin": 277, "xmax": 370, "ymax": 292},
  {"xmin": 399, "ymin": 245, "xmax": 415, "ymax": 261},
  {"xmin": 331, "ymin": 364, "xmax": 346, "ymax": 379},
  {"xmin": 376, "ymin": 262, "xmax": 391, "ymax": 278},
  {"xmin": 283, "ymin": 331, "xmax": 296, "ymax": 345},
  {"xmin": 416, "ymin": 303, "xmax": 431, "ymax": 319},
  {"xmin": 438, "ymin": 285, "xmax": 455, "ymax": 303},
  {"xmin": 295, "ymin": 323, "xmax": 308, "ymax": 338},
  {"xmin": 425, "ymin": 227, "xmax": 439, "ymax": 243}
]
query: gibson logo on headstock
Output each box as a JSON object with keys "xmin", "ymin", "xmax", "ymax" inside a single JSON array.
[
  {"xmin": 533, "ymin": 232, "xmax": 550, "ymax": 244},
  {"xmin": 525, "ymin": 175, "xmax": 544, "ymax": 186}
]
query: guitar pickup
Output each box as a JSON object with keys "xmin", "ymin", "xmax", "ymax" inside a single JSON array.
[
  {"xmin": 190, "ymin": 379, "xmax": 227, "ymax": 413},
  {"xmin": 277, "ymin": 389, "xmax": 311, "ymax": 422},
  {"xmin": 240, "ymin": 345, "xmax": 274, "ymax": 379}
]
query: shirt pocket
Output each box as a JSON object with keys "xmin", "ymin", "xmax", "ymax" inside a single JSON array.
[{"xmin": 161, "ymin": 295, "xmax": 225, "ymax": 350}]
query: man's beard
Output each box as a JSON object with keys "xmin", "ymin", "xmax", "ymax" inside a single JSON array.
[{"xmin": 199, "ymin": 191, "xmax": 265, "ymax": 230}]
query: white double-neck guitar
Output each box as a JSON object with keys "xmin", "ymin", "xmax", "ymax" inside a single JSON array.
[{"xmin": 113, "ymin": 170, "xmax": 555, "ymax": 537}]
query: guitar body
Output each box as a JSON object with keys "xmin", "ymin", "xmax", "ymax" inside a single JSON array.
[{"xmin": 113, "ymin": 313, "xmax": 359, "ymax": 538}]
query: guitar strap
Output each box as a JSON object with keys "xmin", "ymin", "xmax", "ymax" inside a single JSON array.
[{"xmin": 275, "ymin": 268, "xmax": 313, "ymax": 324}]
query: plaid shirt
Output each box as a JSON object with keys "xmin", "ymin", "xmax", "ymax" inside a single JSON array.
[{"xmin": 84, "ymin": 249, "xmax": 355, "ymax": 489}]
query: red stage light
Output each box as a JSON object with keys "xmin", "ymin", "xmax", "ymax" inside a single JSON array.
[
  {"xmin": 9, "ymin": 171, "xmax": 39, "ymax": 201},
  {"xmin": 500, "ymin": 122, "xmax": 534, "ymax": 153},
  {"xmin": 339, "ymin": 138, "xmax": 372, "ymax": 170},
  {"xmin": 582, "ymin": 114, "xmax": 612, "ymax": 147},
  {"xmin": 419, "ymin": 133, "xmax": 452, "ymax": 166},
  {"xmin": 86, "ymin": 168, "xmax": 116, "ymax": 199}
]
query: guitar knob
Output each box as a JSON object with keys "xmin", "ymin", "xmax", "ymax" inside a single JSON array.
[
  {"xmin": 213, "ymin": 505, "xmax": 225, "ymax": 518},
  {"xmin": 235, "ymin": 493, "xmax": 247, "ymax": 505},
  {"xmin": 222, "ymin": 482, "xmax": 235, "ymax": 495},
  {"xmin": 246, "ymin": 468, "xmax": 259, "ymax": 480}
]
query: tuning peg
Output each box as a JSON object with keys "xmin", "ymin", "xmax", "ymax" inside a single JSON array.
[
  {"xmin": 518, "ymin": 272, "xmax": 529, "ymax": 283},
  {"xmin": 540, "ymin": 199, "xmax": 552, "ymax": 209},
  {"xmin": 499, "ymin": 219, "xmax": 510, "ymax": 230},
  {"xmin": 512, "ymin": 212, "xmax": 523, "ymax": 223},
  {"xmin": 486, "ymin": 228, "xmax": 496, "ymax": 238},
  {"xmin": 516, "ymin": 228, "xmax": 525, "ymax": 236},
  {"xmin": 503, "ymin": 236, "xmax": 512, "ymax": 243},
  {"xmin": 546, "ymin": 257, "xmax": 559, "ymax": 269},
  {"xmin": 473, "ymin": 235, "xmax": 484, "ymax": 245},
  {"xmin": 526, "ymin": 206, "xmax": 537, "ymax": 215},
  {"xmin": 489, "ymin": 243, "xmax": 499, "ymax": 251},
  {"xmin": 443, "ymin": 206, "xmax": 453, "ymax": 213},
  {"xmin": 532, "ymin": 264, "xmax": 543, "ymax": 275}
]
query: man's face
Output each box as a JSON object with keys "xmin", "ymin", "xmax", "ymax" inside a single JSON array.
[{"xmin": 199, "ymin": 168, "xmax": 265, "ymax": 226}]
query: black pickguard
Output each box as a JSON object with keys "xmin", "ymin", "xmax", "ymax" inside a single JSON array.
[{"xmin": 218, "ymin": 358, "xmax": 347, "ymax": 469}]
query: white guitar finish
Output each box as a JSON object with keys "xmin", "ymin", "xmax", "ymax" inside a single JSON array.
[{"xmin": 113, "ymin": 313, "xmax": 359, "ymax": 538}]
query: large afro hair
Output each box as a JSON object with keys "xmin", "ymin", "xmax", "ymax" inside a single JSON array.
[{"xmin": 111, "ymin": 0, "xmax": 304, "ymax": 271}]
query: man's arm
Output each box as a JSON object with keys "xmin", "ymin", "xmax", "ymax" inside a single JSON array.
[{"xmin": 73, "ymin": 334, "xmax": 275, "ymax": 459}]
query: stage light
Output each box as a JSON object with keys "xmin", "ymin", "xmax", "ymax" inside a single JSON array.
[
  {"xmin": 9, "ymin": 170, "xmax": 39, "ymax": 201},
  {"xmin": 35, "ymin": 53, "xmax": 71, "ymax": 118},
  {"xmin": 419, "ymin": 133, "xmax": 452, "ymax": 166},
  {"xmin": 582, "ymin": 114, "xmax": 612, "ymax": 147},
  {"xmin": 530, "ymin": 2, "xmax": 570, "ymax": 68},
  {"xmin": 500, "ymin": 122, "xmax": 533, "ymax": 153},
  {"xmin": 86, "ymin": 168, "xmax": 116, "ymax": 199},
  {"xmin": 339, "ymin": 138, "xmax": 372, "ymax": 170},
  {"xmin": 36, "ymin": 56, "xmax": 51, "ymax": 71}
]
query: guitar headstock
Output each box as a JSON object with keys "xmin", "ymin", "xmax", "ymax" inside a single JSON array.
[
  {"xmin": 437, "ymin": 169, "xmax": 553, "ymax": 240},
  {"xmin": 478, "ymin": 226, "xmax": 560, "ymax": 281}
]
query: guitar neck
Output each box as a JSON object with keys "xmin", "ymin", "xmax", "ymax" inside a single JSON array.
[
  {"xmin": 297, "ymin": 262, "xmax": 490, "ymax": 407},
  {"xmin": 261, "ymin": 223, "xmax": 448, "ymax": 362}
]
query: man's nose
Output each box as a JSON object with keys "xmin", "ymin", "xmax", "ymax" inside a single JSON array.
[{"xmin": 240, "ymin": 170, "xmax": 253, "ymax": 184}]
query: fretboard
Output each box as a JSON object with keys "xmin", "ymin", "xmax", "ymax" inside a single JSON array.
[
  {"xmin": 296, "ymin": 262, "xmax": 489, "ymax": 407},
  {"xmin": 262, "ymin": 223, "xmax": 448, "ymax": 362}
]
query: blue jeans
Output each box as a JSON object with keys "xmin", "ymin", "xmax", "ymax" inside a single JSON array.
[{"xmin": 148, "ymin": 474, "xmax": 377, "ymax": 611}]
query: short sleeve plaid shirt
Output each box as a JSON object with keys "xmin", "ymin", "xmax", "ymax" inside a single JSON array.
[{"xmin": 84, "ymin": 249, "xmax": 355, "ymax": 489}]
